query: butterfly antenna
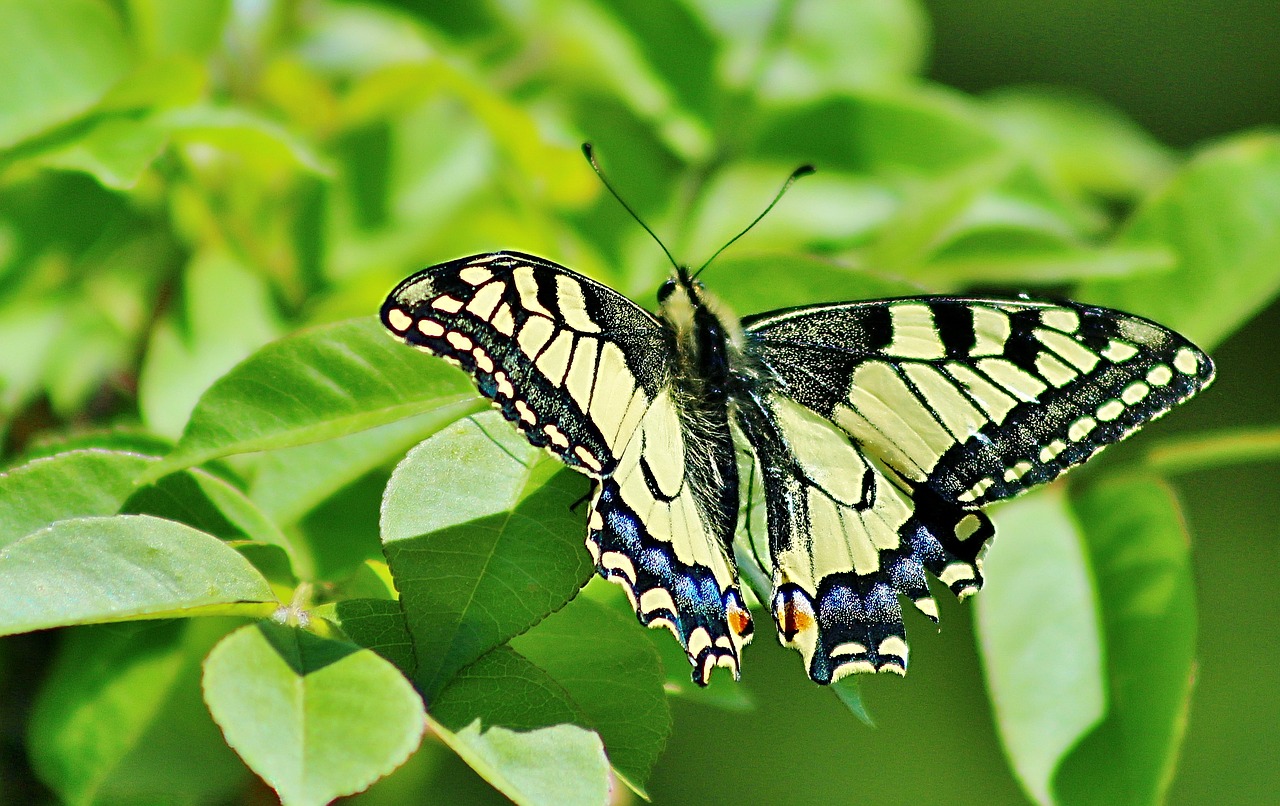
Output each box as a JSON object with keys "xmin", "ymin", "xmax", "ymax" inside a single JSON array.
[
  {"xmin": 692, "ymin": 164, "xmax": 815, "ymax": 279},
  {"xmin": 582, "ymin": 143, "xmax": 680, "ymax": 272}
]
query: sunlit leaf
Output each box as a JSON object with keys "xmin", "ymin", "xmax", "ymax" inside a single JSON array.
[
  {"xmin": 28, "ymin": 116, "xmax": 169, "ymax": 190},
  {"xmin": 1054, "ymin": 477, "xmax": 1196, "ymax": 806},
  {"xmin": 203, "ymin": 623, "xmax": 426, "ymax": 806},
  {"xmin": 0, "ymin": 515, "xmax": 276, "ymax": 637},
  {"xmin": 976, "ymin": 488, "xmax": 1106, "ymax": 806},
  {"xmin": 145, "ymin": 318, "xmax": 483, "ymax": 480},
  {"xmin": 1079, "ymin": 132, "xmax": 1280, "ymax": 348},
  {"xmin": 0, "ymin": 0, "xmax": 131, "ymax": 148}
]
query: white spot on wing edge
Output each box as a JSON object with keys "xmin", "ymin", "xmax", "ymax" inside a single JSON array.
[{"xmin": 386, "ymin": 307, "xmax": 412, "ymax": 333}]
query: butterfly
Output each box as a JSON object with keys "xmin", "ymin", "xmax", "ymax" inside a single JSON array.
[{"xmin": 380, "ymin": 156, "xmax": 1214, "ymax": 686}]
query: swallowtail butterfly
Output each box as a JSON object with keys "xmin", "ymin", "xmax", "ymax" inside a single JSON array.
[{"xmin": 380, "ymin": 151, "xmax": 1213, "ymax": 686}]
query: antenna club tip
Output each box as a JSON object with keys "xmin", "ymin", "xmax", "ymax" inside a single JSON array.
[
  {"xmin": 581, "ymin": 142, "xmax": 595, "ymax": 160},
  {"xmin": 794, "ymin": 164, "xmax": 816, "ymax": 178}
]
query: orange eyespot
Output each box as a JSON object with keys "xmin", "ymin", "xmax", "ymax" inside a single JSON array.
[
  {"xmin": 780, "ymin": 601, "xmax": 814, "ymax": 636},
  {"xmin": 728, "ymin": 606, "xmax": 753, "ymax": 637}
]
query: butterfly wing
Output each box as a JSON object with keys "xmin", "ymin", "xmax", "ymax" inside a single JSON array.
[
  {"xmin": 382, "ymin": 251, "xmax": 751, "ymax": 682},
  {"xmin": 738, "ymin": 297, "xmax": 1213, "ymax": 682}
]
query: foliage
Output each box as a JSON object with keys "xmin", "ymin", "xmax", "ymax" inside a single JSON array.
[{"xmin": 1, "ymin": 1, "xmax": 1277, "ymax": 804}]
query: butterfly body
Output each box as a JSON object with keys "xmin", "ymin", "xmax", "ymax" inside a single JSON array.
[{"xmin": 382, "ymin": 250, "xmax": 1213, "ymax": 685}]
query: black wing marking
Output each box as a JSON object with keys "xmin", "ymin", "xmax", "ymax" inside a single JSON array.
[
  {"xmin": 382, "ymin": 251, "xmax": 752, "ymax": 683},
  {"xmin": 743, "ymin": 297, "xmax": 1214, "ymax": 508}
]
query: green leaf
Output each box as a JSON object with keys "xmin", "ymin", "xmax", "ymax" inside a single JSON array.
[
  {"xmin": 27, "ymin": 115, "xmax": 170, "ymax": 190},
  {"xmin": 331, "ymin": 598, "xmax": 417, "ymax": 678},
  {"xmin": 138, "ymin": 251, "xmax": 282, "ymax": 440},
  {"xmin": 431, "ymin": 649, "xmax": 611, "ymax": 806},
  {"xmin": 975, "ymin": 488, "xmax": 1106, "ymax": 806},
  {"xmin": 698, "ymin": 252, "xmax": 920, "ymax": 316},
  {"xmin": 0, "ymin": 449, "xmax": 154, "ymax": 549},
  {"xmin": 1079, "ymin": 133, "xmax": 1280, "ymax": 349},
  {"xmin": 431, "ymin": 714, "xmax": 610, "ymax": 806},
  {"xmin": 127, "ymin": 0, "xmax": 230, "ymax": 58},
  {"xmin": 202, "ymin": 623, "xmax": 426, "ymax": 806},
  {"xmin": 161, "ymin": 105, "xmax": 332, "ymax": 177},
  {"xmin": 1054, "ymin": 477, "xmax": 1196, "ymax": 806},
  {"xmin": 755, "ymin": 87, "xmax": 1003, "ymax": 176},
  {"xmin": 250, "ymin": 408, "xmax": 468, "ymax": 526},
  {"xmin": 28, "ymin": 620, "xmax": 247, "ymax": 805},
  {"xmin": 0, "ymin": 515, "xmax": 276, "ymax": 637},
  {"xmin": 0, "ymin": 0, "xmax": 131, "ymax": 148},
  {"xmin": 381, "ymin": 413, "xmax": 593, "ymax": 697},
  {"xmin": 510, "ymin": 598, "xmax": 671, "ymax": 795},
  {"xmin": 831, "ymin": 677, "xmax": 875, "ymax": 727},
  {"xmin": 983, "ymin": 87, "xmax": 1174, "ymax": 200},
  {"xmin": 145, "ymin": 318, "xmax": 484, "ymax": 480}
]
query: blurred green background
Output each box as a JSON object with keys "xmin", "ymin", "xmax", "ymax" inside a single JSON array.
[{"xmin": 1, "ymin": 1, "xmax": 1277, "ymax": 804}]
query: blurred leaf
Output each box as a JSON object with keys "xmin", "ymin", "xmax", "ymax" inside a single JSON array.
[
  {"xmin": 984, "ymin": 86, "xmax": 1175, "ymax": 200},
  {"xmin": 1148, "ymin": 426, "xmax": 1280, "ymax": 475},
  {"xmin": 926, "ymin": 245, "xmax": 1174, "ymax": 286},
  {"xmin": 28, "ymin": 620, "xmax": 247, "ymax": 805},
  {"xmin": 430, "ymin": 713, "xmax": 610, "ymax": 806},
  {"xmin": 27, "ymin": 116, "xmax": 169, "ymax": 190},
  {"xmin": 127, "ymin": 0, "xmax": 230, "ymax": 58},
  {"xmin": 510, "ymin": 598, "xmax": 671, "ymax": 795},
  {"xmin": 0, "ymin": 515, "xmax": 276, "ymax": 637},
  {"xmin": 0, "ymin": 449, "xmax": 153, "ymax": 548},
  {"xmin": 249, "ymin": 408, "xmax": 467, "ymax": 526},
  {"xmin": 1079, "ymin": 132, "xmax": 1280, "ymax": 349},
  {"xmin": 162, "ymin": 105, "xmax": 332, "ymax": 178},
  {"xmin": 144, "ymin": 318, "xmax": 483, "ymax": 479},
  {"xmin": 976, "ymin": 488, "xmax": 1106, "ymax": 806},
  {"xmin": 0, "ymin": 301, "xmax": 61, "ymax": 422},
  {"xmin": 0, "ymin": 0, "xmax": 131, "ymax": 149},
  {"xmin": 596, "ymin": 0, "xmax": 719, "ymax": 121},
  {"xmin": 203, "ymin": 623, "xmax": 426, "ymax": 806},
  {"xmin": 98, "ymin": 56, "xmax": 208, "ymax": 112},
  {"xmin": 381, "ymin": 413, "xmax": 592, "ymax": 697},
  {"xmin": 701, "ymin": 252, "xmax": 920, "ymax": 315},
  {"xmin": 755, "ymin": 87, "xmax": 1003, "ymax": 176},
  {"xmin": 757, "ymin": 0, "xmax": 928, "ymax": 98},
  {"xmin": 1053, "ymin": 477, "xmax": 1196, "ymax": 806},
  {"xmin": 138, "ymin": 251, "xmax": 282, "ymax": 440}
]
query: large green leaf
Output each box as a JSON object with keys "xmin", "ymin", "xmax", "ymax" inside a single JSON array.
[
  {"xmin": 0, "ymin": 515, "xmax": 275, "ymax": 636},
  {"xmin": 0, "ymin": 0, "xmax": 131, "ymax": 148},
  {"xmin": 380, "ymin": 413, "xmax": 593, "ymax": 698},
  {"xmin": 1054, "ymin": 477, "xmax": 1196, "ymax": 806},
  {"xmin": 250, "ymin": 408, "xmax": 469, "ymax": 526},
  {"xmin": 0, "ymin": 449, "xmax": 153, "ymax": 548},
  {"xmin": 27, "ymin": 116, "xmax": 170, "ymax": 190},
  {"xmin": 145, "ymin": 318, "xmax": 483, "ymax": 479},
  {"xmin": 1079, "ymin": 133, "xmax": 1280, "ymax": 349},
  {"xmin": 202, "ymin": 623, "xmax": 426, "ymax": 806},
  {"xmin": 510, "ymin": 598, "xmax": 671, "ymax": 795},
  {"xmin": 27, "ymin": 620, "xmax": 247, "ymax": 805},
  {"xmin": 975, "ymin": 488, "xmax": 1106, "ymax": 806}
]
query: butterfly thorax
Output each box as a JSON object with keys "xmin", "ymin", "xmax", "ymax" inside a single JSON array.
[{"xmin": 656, "ymin": 270, "xmax": 743, "ymax": 549}]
